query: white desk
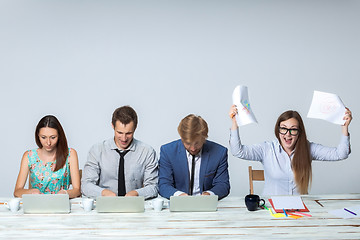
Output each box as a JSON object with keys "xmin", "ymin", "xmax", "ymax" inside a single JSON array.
[{"xmin": 1, "ymin": 194, "xmax": 360, "ymax": 239}]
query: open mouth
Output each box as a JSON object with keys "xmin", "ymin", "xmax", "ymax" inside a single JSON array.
[{"xmin": 283, "ymin": 137, "xmax": 292, "ymax": 145}]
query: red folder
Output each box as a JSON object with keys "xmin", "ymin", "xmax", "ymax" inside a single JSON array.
[{"xmin": 268, "ymin": 198, "xmax": 310, "ymax": 213}]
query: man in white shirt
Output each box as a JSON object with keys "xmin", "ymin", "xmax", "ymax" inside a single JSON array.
[{"xmin": 82, "ymin": 106, "xmax": 158, "ymax": 199}]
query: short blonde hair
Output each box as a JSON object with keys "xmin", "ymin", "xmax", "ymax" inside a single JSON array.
[{"xmin": 178, "ymin": 114, "xmax": 208, "ymax": 143}]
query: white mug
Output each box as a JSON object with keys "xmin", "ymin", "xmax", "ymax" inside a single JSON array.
[
  {"xmin": 81, "ymin": 198, "xmax": 94, "ymax": 212},
  {"xmin": 5, "ymin": 198, "xmax": 20, "ymax": 212},
  {"xmin": 152, "ymin": 198, "xmax": 164, "ymax": 212}
]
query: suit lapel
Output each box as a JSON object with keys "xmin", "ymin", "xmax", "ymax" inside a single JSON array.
[{"xmin": 199, "ymin": 141, "xmax": 210, "ymax": 192}]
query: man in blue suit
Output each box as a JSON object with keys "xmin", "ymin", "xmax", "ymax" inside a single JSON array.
[{"xmin": 159, "ymin": 114, "xmax": 230, "ymax": 200}]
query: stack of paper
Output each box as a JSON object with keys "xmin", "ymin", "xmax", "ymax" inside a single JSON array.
[{"xmin": 268, "ymin": 196, "xmax": 309, "ymax": 213}]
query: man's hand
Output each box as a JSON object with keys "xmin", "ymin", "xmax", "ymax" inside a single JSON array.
[
  {"xmin": 125, "ymin": 190, "xmax": 139, "ymax": 197},
  {"xmin": 202, "ymin": 191, "xmax": 210, "ymax": 196},
  {"xmin": 101, "ymin": 189, "xmax": 116, "ymax": 196},
  {"xmin": 179, "ymin": 193, "xmax": 189, "ymax": 196}
]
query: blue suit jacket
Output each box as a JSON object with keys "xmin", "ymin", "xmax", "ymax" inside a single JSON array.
[{"xmin": 158, "ymin": 139, "xmax": 230, "ymax": 200}]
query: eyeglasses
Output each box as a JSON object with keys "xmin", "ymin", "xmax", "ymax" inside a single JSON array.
[{"xmin": 279, "ymin": 127, "xmax": 300, "ymax": 136}]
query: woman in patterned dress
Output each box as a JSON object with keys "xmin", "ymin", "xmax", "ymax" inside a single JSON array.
[{"xmin": 14, "ymin": 115, "xmax": 81, "ymax": 198}]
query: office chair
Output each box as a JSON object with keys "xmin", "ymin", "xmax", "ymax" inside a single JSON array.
[{"xmin": 248, "ymin": 166, "xmax": 264, "ymax": 194}]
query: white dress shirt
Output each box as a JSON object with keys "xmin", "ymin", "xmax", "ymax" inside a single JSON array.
[
  {"xmin": 81, "ymin": 138, "xmax": 158, "ymax": 199},
  {"xmin": 174, "ymin": 150, "xmax": 215, "ymax": 196},
  {"xmin": 230, "ymin": 129, "xmax": 351, "ymax": 196}
]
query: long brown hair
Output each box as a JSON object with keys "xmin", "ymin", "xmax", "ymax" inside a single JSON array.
[
  {"xmin": 35, "ymin": 115, "xmax": 69, "ymax": 171},
  {"xmin": 274, "ymin": 110, "xmax": 311, "ymax": 194}
]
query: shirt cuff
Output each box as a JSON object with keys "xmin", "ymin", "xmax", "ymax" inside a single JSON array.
[
  {"xmin": 341, "ymin": 134, "xmax": 350, "ymax": 142},
  {"xmin": 85, "ymin": 186, "xmax": 105, "ymax": 198},
  {"xmin": 230, "ymin": 128, "xmax": 240, "ymax": 139},
  {"xmin": 203, "ymin": 190, "xmax": 215, "ymax": 195},
  {"xmin": 173, "ymin": 191, "xmax": 185, "ymax": 196}
]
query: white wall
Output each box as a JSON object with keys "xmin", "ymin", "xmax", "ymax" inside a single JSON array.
[{"xmin": 0, "ymin": 0, "xmax": 359, "ymax": 197}]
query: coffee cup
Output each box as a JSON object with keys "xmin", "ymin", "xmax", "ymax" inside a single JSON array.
[
  {"xmin": 5, "ymin": 198, "xmax": 21, "ymax": 212},
  {"xmin": 81, "ymin": 198, "xmax": 94, "ymax": 212},
  {"xmin": 151, "ymin": 198, "xmax": 164, "ymax": 212},
  {"xmin": 245, "ymin": 194, "xmax": 265, "ymax": 211}
]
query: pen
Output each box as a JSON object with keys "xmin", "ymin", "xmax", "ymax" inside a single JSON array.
[
  {"xmin": 315, "ymin": 200, "xmax": 324, "ymax": 207},
  {"xmin": 294, "ymin": 211, "xmax": 312, "ymax": 217},
  {"xmin": 283, "ymin": 209, "xmax": 288, "ymax": 217},
  {"xmin": 344, "ymin": 208, "xmax": 357, "ymax": 216},
  {"xmin": 261, "ymin": 205, "xmax": 269, "ymax": 211},
  {"xmin": 288, "ymin": 213, "xmax": 302, "ymax": 219}
]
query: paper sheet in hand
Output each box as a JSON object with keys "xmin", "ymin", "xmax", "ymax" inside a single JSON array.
[
  {"xmin": 232, "ymin": 85, "xmax": 257, "ymax": 126},
  {"xmin": 271, "ymin": 196, "xmax": 306, "ymax": 211},
  {"xmin": 307, "ymin": 91, "xmax": 346, "ymax": 125}
]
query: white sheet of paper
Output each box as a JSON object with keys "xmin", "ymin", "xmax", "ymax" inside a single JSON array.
[
  {"xmin": 271, "ymin": 196, "xmax": 305, "ymax": 210},
  {"xmin": 307, "ymin": 91, "xmax": 346, "ymax": 125},
  {"xmin": 232, "ymin": 85, "xmax": 257, "ymax": 126},
  {"xmin": 329, "ymin": 206, "xmax": 360, "ymax": 219}
]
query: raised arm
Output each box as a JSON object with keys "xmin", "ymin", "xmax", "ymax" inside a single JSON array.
[
  {"xmin": 311, "ymin": 108, "xmax": 353, "ymax": 161},
  {"xmin": 229, "ymin": 104, "xmax": 238, "ymax": 130},
  {"xmin": 342, "ymin": 108, "xmax": 352, "ymax": 136},
  {"xmin": 229, "ymin": 105, "xmax": 264, "ymax": 161}
]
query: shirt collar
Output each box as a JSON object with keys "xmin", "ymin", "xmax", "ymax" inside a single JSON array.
[
  {"xmin": 275, "ymin": 139, "xmax": 283, "ymax": 153},
  {"xmin": 186, "ymin": 149, "xmax": 202, "ymax": 159},
  {"xmin": 110, "ymin": 138, "xmax": 137, "ymax": 152}
]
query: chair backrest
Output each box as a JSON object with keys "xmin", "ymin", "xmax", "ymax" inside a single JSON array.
[{"xmin": 248, "ymin": 166, "xmax": 264, "ymax": 194}]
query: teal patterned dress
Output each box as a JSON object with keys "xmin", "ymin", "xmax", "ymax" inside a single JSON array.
[{"xmin": 28, "ymin": 148, "xmax": 70, "ymax": 194}]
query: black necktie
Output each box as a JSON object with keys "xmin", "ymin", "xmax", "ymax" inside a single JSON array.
[
  {"xmin": 115, "ymin": 149, "xmax": 129, "ymax": 196},
  {"xmin": 189, "ymin": 155, "xmax": 196, "ymax": 195}
]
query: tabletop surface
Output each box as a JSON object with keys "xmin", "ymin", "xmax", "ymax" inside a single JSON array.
[{"xmin": 1, "ymin": 194, "xmax": 360, "ymax": 239}]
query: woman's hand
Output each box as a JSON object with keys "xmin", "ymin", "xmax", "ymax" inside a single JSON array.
[
  {"xmin": 29, "ymin": 189, "xmax": 41, "ymax": 194},
  {"xmin": 343, "ymin": 108, "xmax": 352, "ymax": 126},
  {"xmin": 229, "ymin": 105, "xmax": 238, "ymax": 119},
  {"xmin": 342, "ymin": 108, "xmax": 352, "ymax": 136},
  {"xmin": 229, "ymin": 105, "xmax": 238, "ymax": 130},
  {"xmin": 57, "ymin": 189, "xmax": 68, "ymax": 195}
]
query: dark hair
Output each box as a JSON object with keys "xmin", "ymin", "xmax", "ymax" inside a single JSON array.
[
  {"xmin": 178, "ymin": 114, "xmax": 208, "ymax": 143},
  {"xmin": 274, "ymin": 110, "xmax": 311, "ymax": 194},
  {"xmin": 112, "ymin": 106, "xmax": 138, "ymax": 129},
  {"xmin": 35, "ymin": 115, "xmax": 68, "ymax": 172}
]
